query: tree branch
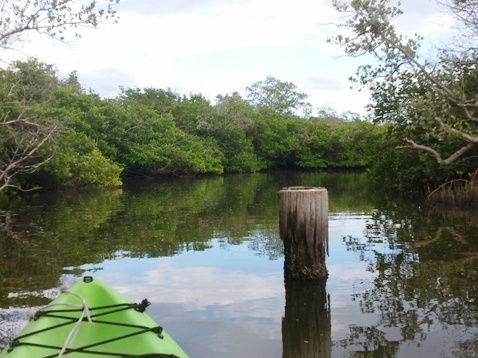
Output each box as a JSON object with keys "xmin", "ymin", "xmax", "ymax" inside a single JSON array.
[
  {"xmin": 0, "ymin": 123, "xmax": 58, "ymax": 191},
  {"xmin": 400, "ymin": 137, "xmax": 476, "ymax": 165},
  {"xmin": 436, "ymin": 116, "xmax": 478, "ymax": 143}
]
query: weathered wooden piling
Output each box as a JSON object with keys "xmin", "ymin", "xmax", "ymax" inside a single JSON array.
[{"xmin": 279, "ymin": 186, "xmax": 328, "ymax": 280}]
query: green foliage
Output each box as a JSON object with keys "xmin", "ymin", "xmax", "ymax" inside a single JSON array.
[
  {"xmin": 114, "ymin": 95, "xmax": 224, "ymax": 176},
  {"xmin": 252, "ymin": 114, "xmax": 300, "ymax": 167},
  {"xmin": 37, "ymin": 129, "xmax": 123, "ymax": 188},
  {"xmin": 252, "ymin": 113, "xmax": 381, "ymax": 170},
  {"xmin": 0, "ymin": 60, "xmax": 62, "ymax": 191},
  {"xmin": 53, "ymin": 86, "xmax": 225, "ymax": 178},
  {"xmin": 367, "ymin": 127, "xmax": 478, "ymax": 193},
  {"xmin": 118, "ymin": 88, "xmax": 263, "ymax": 175},
  {"xmin": 367, "ymin": 141, "xmax": 430, "ymax": 192},
  {"xmin": 0, "ymin": 59, "xmax": 387, "ymax": 192},
  {"xmin": 214, "ymin": 92, "xmax": 255, "ymax": 132},
  {"xmin": 330, "ymin": 0, "xmax": 478, "ymax": 192},
  {"xmin": 19, "ymin": 85, "xmax": 124, "ymax": 188},
  {"xmin": 210, "ymin": 93, "xmax": 265, "ymax": 172},
  {"xmin": 117, "ymin": 87, "xmax": 180, "ymax": 114},
  {"xmin": 0, "ymin": 61, "xmax": 123, "ymax": 189},
  {"xmin": 210, "ymin": 123, "xmax": 264, "ymax": 172},
  {"xmin": 246, "ymin": 76, "xmax": 312, "ymax": 118},
  {"xmin": 173, "ymin": 93, "xmax": 215, "ymax": 134},
  {"xmin": 52, "ymin": 88, "xmax": 121, "ymax": 158},
  {"xmin": 0, "ymin": 0, "xmax": 120, "ymax": 192}
]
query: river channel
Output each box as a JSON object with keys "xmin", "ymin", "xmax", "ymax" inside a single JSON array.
[{"xmin": 1, "ymin": 171, "xmax": 477, "ymax": 357}]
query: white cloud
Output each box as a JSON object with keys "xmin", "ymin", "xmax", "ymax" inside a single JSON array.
[
  {"xmin": 3, "ymin": 0, "xmax": 458, "ymax": 115},
  {"xmin": 117, "ymin": 0, "xmax": 251, "ymax": 17},
  {"xmin": 112, "ymin": 263, "xmax": 284, "ymax": 312}
]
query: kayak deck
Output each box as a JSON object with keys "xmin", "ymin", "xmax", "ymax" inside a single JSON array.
[{"xmin": 0, "ymin": 276, "xmax": 189, "ymax": 357}]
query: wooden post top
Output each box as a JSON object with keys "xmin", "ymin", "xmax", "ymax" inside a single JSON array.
[{"xmin": 280, "ymin": 186, "xmax": 327, "ymax": 191}]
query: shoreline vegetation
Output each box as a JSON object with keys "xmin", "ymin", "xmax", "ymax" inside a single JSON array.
[
  {"xmin": 0, "ymin": 59, "xmax": 476, "ymax": 208},
  {"xmin": 0, "ymin": 61, "xmax": 382, "ymax": 192},
  {"xmin": 2, "ymin": 1, "xmax": 478, "ymax": 208}
]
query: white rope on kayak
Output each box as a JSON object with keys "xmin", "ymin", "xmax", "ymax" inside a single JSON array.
[{"xmin": 41, "ymin": 290, "xmax": 95, "ymax": 358}]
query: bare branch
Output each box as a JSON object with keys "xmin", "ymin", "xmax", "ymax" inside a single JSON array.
[
  {"xmin": 400, "ymin": 138, "xmax": 476, "ymax": 165},
  {"xmin": 0, "ymin": 122, "xmax": 58, "ymax": 191},
  {"xmin": 0, "ymin": 0, "xmax": 119, "ymax": 50}
]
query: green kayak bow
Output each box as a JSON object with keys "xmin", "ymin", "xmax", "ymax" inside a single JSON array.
[{"xmin": 0, "ymin": 276, "xmax": 189, "ymax": 357}]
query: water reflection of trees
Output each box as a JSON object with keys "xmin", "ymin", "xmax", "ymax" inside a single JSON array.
[
  {"xmin": 341, "ymin": 202, "xmax": 478, "ymax": 357},
  {"xmin": 4, "ymin": 172, "xmax": 478, "ymax": 355},
  {"xmin": 0, "ymin": 174, "xmax": 286, "ymax": 304},
  {"xmin": 0, "ymin": 189, "xmax": 125, "ymax": 306},
  {"xmin": 335, "ymin": 326, "xmax": 400, "ymax": 357},
  {"xmin": 0, "ymin": 172, "xmax": 370, "ymax": 305}
]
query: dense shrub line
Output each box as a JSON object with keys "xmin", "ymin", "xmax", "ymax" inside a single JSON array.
[{"xmin": 1, "ymin": 60, "xmax": 384, "ymax": 190}]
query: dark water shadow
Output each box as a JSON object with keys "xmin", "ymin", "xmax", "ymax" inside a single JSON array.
[{"xmin": 282, "ymin": 279, "xmax": 331, "ymax": 358}]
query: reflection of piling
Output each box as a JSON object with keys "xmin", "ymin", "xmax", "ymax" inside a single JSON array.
[
  {"xmin": 282, "ymin": 279, "xmax": 331, "ymax": 358},
  {"xmin": 279, "ymin": 187, "xmax": 328, "ymax": 280}
]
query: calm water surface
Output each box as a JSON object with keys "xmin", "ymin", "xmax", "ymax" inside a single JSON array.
[{"xmin": 1, "ymin": 172, "xmax": 477, "ymax": 357}]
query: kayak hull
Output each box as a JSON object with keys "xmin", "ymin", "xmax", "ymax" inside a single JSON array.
[{"xmin": 0, "ymin": 276, "xmax": 188, "ymax": 357}]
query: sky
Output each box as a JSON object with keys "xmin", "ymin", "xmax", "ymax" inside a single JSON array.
[{"xmin": 7, "ymin": 0, "xmax": 455, "ymax": 116}]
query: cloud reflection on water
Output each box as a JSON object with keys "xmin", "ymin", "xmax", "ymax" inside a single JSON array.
[
  {"xmin": 87, "ymin": 247, "xmax": 285, "ymax": 358},
  {"xmin": 111, "ymin": 261, "xmax": 284, "ymax": 314}
]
